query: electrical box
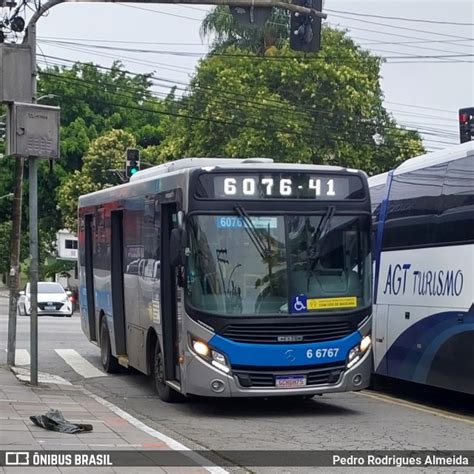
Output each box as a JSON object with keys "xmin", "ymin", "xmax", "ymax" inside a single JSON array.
[
  {"xmin": 0, "ymin": 44, "xmax": 32, "ymax": 103},
  {"xmin": 8, "ymin": 102, "xmax": 60, "ymax": 159}
]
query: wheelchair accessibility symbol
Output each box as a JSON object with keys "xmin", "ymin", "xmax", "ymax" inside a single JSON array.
[{"xmin": 290, "ymin": 295, "xmax": 307, "ymax": 314}]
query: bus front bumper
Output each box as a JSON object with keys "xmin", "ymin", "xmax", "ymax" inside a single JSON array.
[{"xmin": 182, "ymin": 347, "xmax": 372, "ymax": 398}]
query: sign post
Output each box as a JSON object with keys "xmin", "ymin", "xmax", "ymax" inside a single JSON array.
[{"xmin": 8, "ymin": 102, "xmax": 60, "ymax": 385}]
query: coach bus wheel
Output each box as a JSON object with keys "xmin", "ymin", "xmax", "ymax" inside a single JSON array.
[
  {"xmin": 153, "ymin": 343, "xmax": 182, "ymax": 403},
  {"xmin": 100, "ymin": 318, "xmax": 120, "ymax": 373}
]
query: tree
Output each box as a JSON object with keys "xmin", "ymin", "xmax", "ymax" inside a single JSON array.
[
  {"xmin": 201, "ymin": 6, "xmax": 289, "ymax": 53},
  {"xmin": 0, "ymin": 220, "xmax": 29, "ymax": 283},
  {"xmin": 58, "ymin": 129, "xmax": 136, "ymax": 230},
  {"xmin": 38, "ymin": 62, "xmax": 163, "ymax": 172},
  {"xmin": 159, "ymin": 16, "xmax": 423, "ymax": 173}
]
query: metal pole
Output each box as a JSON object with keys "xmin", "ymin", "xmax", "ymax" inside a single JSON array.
[
  {"xmin": 29, "ymin": 156, "xmax": 38, "ymax": 386},
  {"xmin": 27, "ymin": 20, "xmax": 39, "ymax": 385},
  {"xmin": 6, "ymin": 151, "xmax": 24, "ymax": 367}
]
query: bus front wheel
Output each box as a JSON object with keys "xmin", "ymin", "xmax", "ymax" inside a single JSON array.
[
  {"xmin": 100, "ymin": 318, "xmax": 120, "ymax": 373},
  {"xmin": 152, "ymin": 343, "xmax": 182, "ymax": 403}
]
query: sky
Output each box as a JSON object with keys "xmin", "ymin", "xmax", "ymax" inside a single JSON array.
[{"xmin": 4, "ymin": 0, "xmax": 474, "ymax": 152}]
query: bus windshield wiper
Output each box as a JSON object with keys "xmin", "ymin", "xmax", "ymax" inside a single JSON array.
[
  {"xmin": 308, "ymin": 205, "xmax": 335, "ymax": 269},
  {"xmin": 234, "ymin": 204, "xmax": 273, "ymax": 261}
]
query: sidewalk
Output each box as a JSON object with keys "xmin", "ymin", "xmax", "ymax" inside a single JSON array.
[{"xmin": 0, "ymin": 366, "xmax": 213, "ymax": 473}]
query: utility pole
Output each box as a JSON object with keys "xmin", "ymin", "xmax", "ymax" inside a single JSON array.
[{"xmin": 6, "ymin": 154, "xmax": 23, "ymax": 367}]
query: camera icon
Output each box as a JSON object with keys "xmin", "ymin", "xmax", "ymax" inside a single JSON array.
[{"xmin": 5, "ymin": 452, "xmax": 29, "ymax": 466}]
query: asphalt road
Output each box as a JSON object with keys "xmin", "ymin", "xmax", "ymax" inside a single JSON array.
[{"xmin": 1, "ymin": 295, "xmax": 473, "ymax": 469}]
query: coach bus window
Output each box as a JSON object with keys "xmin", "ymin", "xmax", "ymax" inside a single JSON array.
[
  {"xmin": 186, "ymin": 215, "xmax": 287, "ymax": 315},
  {"xmin": 382, "ymin": 163, "xmax": 447, "ymax": 250},
  {"xmin": 369, "ymin": 183, "xmax": 386, "ymax": 219},
  {"xmin": 288, "ymin": 215, "xmax": 371, "ymax": 310},
  {"xmin": 438, "ymin": 157, "xmax": 474, "ymax": 245}
]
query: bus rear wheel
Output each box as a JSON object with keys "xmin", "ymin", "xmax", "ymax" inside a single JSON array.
[
  {"xmin": 100, "ymin": 318, "xmax": 120, "ymax": 373},
  {"xmin": 152, "ymin": 343, "xmax": 182, "ymax": 403}
]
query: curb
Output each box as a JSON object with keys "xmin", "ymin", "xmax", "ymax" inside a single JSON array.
[{"xmin": 7, "ymin": 366, "xmax": 229, "ymax": 473}]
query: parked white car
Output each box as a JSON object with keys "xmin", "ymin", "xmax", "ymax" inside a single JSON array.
[{"xmin": 18, "ymin": 282, "xmax": 73, "ymax": 317}]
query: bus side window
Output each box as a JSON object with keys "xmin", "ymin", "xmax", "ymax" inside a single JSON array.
[
  {"xmin": 438, "ymin": 156, "xmax": 474, "ymax": 245},
  {"xmin": 369, "ymin": 183, "xmax": 386, "ymax": 250},
  {"xmin": 382, "ymin": 163, "xmax": 447, "ymax": 250}
]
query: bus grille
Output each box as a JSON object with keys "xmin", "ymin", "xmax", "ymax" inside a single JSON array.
[
  {"xmin": 233, "ymin": 363, "xmax": 345, "ymax": 388},
  {"xmin": 221, "ymin": 321, "xmax": 353, "ymax": 344}
]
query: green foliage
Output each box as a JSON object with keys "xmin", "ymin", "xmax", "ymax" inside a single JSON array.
[
  {"xmin": 38, "ymin": 62, "xmax": 163, "ymax": 171},
  {"xmin": 42, "ymin": 258, "xmax": 76, "ymax": 280},
  {"xmin": 160, "ymin": 23, "xmax": 424, "ymax": 173},
  {"xmin": 0, "ymin": 220, "xmax": 29, "ymax": 279},
  {"xmin": 201, "ymin": 6, "xmax": 290, "ymax": 53},
  {"xmin": 58, "ymin": 129, "xmax": 136, "ymax": 230}
]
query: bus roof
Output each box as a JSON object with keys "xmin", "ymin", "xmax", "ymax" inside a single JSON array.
[
  {"xmin": 79, "ymin": 157, "xmax": 367, "ymax": 205},
  {"xmin": 129, "ymin": 157, "xmax": 360, "ymax": 182},
  {"xmin": 368, "ymin": 142, "xmax": 474, "ymax": 186}
]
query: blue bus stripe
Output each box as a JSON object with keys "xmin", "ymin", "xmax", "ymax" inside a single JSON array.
[{"xmin": 373, "ymin": 170, "xmax": 394, "ymax": 304}]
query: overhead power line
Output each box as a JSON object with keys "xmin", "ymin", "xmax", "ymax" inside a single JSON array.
[
  {"xmin": 116, "ymin": 3, "xmax": 202, "ymax": 22},
  {"xmin": 38, "ymin": 52, "xmax": 459, "ymax": 132},
  {"xmin": 38, "ymin": 39, "xmax": 474, "ymax": 61},
  {"xmin": 37, "ymin": 57, "xmax": 455, "ymax": 146},
  {"xmin": 325, "ymin": 9, "xmax": 474, "ymax": 27},
  {"xmin": 329, "ymin": 13, "xmax": 473, "ymax": 41},
  {"xmin": 35, "ymin": 52, "xmax": 458, "ymax": 134}
]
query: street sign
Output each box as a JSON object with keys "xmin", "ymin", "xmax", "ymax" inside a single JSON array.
[
  {"xmin": 8, "ymin": 102, "xmax": 60, "ymax": 159},
  {"xmin": 0, "ymin": 44, "xmax": 32, "ymax": 103}
]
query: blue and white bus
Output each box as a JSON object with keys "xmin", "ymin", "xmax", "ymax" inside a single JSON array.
[
  {"xmin": 78, "ymin": 158, "xmax": 372, "ymax": 401},
  {"xmin": 369, "ymin": 142, "xmax": 474, "ymax": 394}
]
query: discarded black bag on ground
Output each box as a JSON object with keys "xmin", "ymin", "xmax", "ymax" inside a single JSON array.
[{"xmin": 30, "ymin": 408, "xmax": 93, "ymax": 434}]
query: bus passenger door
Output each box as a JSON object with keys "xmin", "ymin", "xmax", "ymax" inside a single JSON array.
[
  {"xmin": 386, "ymin": 305, "xmax": 431, "ymax": 384},
  {"xmin": 373, "ymin": 304, "xmax": 388, "ymax": 376},
  {"xmin": 160, "ymin": 203, "xmax": 181, "ymax": 382},
  {"xmin": 111, "ymin": 210, "xmax": 126, "ymax": 356},
  {"xmin": 84, "ymin": 214, "xmax": 97, "ymax": 342}
]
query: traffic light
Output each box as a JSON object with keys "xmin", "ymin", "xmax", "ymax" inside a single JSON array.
[
  {"xmin": 459, "ymin": 107, "xmax": 474, "ymax": 143},
  {"xmin": 126, "ymin": 148, "xmax": 140, "ymax": 178},
  {"xmin": 290, "ymin": 0, "xmax": 322, "ymax": 53}
]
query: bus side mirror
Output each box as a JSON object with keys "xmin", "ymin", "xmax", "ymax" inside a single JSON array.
[{"xmin": 170, "ymin": 228, "xmax": 185, "ymax": 267}]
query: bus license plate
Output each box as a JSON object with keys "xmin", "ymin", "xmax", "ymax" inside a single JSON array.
[{"xmin": 275, "ymin": 375, "xmax": 306, "ymax": 388}]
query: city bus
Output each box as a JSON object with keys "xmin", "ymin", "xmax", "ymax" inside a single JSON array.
[
  {"xmin": 78, "ymin": 157, "xmax": 373, "ymax": 401},
  {"xmin": 369, "ymin": 142, "xmax": 474, "ymax": 394}
]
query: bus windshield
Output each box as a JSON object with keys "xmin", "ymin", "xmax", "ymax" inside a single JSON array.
[{"xmin": 186, "ymin": 213, "xmax": 371, "ymax": 316}]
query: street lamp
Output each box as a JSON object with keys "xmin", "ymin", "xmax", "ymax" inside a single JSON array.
[
  {"xmin": 0, "ymin": 192, "xmax": 14, "ymax": 200},
  {"xmin": 37, "ymin": 94, "xmax": 59, "ymax": 102}
]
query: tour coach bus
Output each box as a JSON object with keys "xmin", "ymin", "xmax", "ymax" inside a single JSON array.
[
  {"xmin": 78, "ymin": 157, "xmax": 372, "ymax": 401},
  {"xmin": 369, "ymin": 142, "xmax": 474, "ymax": 394}
]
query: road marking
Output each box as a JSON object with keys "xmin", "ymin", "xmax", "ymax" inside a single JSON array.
[
  {"xmin": 55, "ymin": 349, "xmax": 107, "ymax": 378},
  {"xmin": 356, "ymin": 390, "xmax": 474, "ymax": 425},
  {"xmin": 82, "ymin": 387, "xmax": 229, "ymax": 474},
  {"xmin": 3, "ymin": 348, "xmax": 30, "ymax": 366},
  {"xmin": 11, "ymin": 366, "xmax": 72, "ymax": 385}
]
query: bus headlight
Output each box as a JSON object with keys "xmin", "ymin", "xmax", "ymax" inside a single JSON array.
[
  {"xmin": 193, "ymin": 340, "xmax": 210, "ymax": 357},
  {"xmin": 347, "ymin": 335, "xmax": 371, "ymax": 369},
  {"xmin": 190, "ymin": 337, "xmax": 230, "ymax": 373}
]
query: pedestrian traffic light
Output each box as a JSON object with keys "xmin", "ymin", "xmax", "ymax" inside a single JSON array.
[
  {"xmin": 459, "ymin": 107, "xmax": 474, "ymax": 143},
  {"xmin": 290, "ymin": 0, "xmax": 322, "ymax": 53},
  {"xmin": 126, "ymin": 148, "xmax": 140, "ymax": 178}
]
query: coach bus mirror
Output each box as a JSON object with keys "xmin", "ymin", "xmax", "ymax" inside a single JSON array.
[{"xmin": 170, "ymin": 228, "xmax": 185, "ymax": 267}]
